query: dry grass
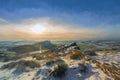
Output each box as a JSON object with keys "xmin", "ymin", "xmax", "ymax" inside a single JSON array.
[
  {"xmin": 83, "ymin": 55, "xmax": 120, "ymax": 80},
  {"xmin": 32, "ymin": 51, "xmax": 60, "ymax": 60},
  {"xmin": 53, "ymin": 63, "xmax": 68, "ymax": 77},
  {"xmin": 46, "ymin": 58, "xmax": 66, "ymax": 66},
  {"xmin": 70, "ymin": 50, "xmax": 85, "ymax": 59},
  {"xmin": 96, "ymin": 62, "xmax": 120, "ymax": 80},
  {"xmin": 1, "ymin": 60, "xmax": 40, "ymax": 69}
]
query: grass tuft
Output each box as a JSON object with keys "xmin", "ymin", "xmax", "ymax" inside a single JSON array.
[
  {"xmin": 70, "ymin": 50, "xmax": 85, "ymax": 59},
  {"xmin": 53, "ymin": 63, "xmax": 68, "ymax": 77}
]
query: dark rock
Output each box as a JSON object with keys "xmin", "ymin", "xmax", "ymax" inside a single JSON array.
[
  {"xmin": 84, "ymin": 51, "xmax": 96, "ymax": 56},
  {"xmin": 78, "ymin": 64, "xmax": 88, "ymax": 73}
]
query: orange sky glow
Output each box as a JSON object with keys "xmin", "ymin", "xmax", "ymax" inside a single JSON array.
[{"xmin": 0, "ymin": 18, "xmax": 106, "ymax": 40}]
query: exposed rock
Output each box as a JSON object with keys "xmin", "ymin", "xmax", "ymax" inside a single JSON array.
[
  {"xmin": 84, "ymin": 50, "xmax": 96, "ymax": 56},
  {"xmin": 54, "ymin": 42, "xmax": 80, "ymax": 55},
  {"xmin": 78, "ymin": 64, "xmax": 88, "ymax": 73}
]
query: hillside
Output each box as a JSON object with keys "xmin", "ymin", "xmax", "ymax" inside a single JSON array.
[
  {"xmin": 8, "ymin": 41, "xmax": 56, "ymax": 53},
  {"xmin": 0, "ymin": 40, "xmax": 120, "ymax": 80}
]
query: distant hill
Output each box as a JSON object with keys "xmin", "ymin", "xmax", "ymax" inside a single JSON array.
[
  {"xmin": 8, "ymin": 41, "xmax": 56, "ymax": 53},
  {"xmin": 33, "ymin": 41, "xmax": 56, "ymax": 50}
]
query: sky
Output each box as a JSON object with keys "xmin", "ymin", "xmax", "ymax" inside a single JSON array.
[{"xmin": 0, "ymin": 0, "xmax": 120, "ymax": 40}]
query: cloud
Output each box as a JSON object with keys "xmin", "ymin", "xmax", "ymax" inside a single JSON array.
[
  {"xmin": 0, "ymin": 0, "xmax": 119, "ymax": 40},
  {"xmin": 0, "ymin": 7, "xmax": 120, "ymax": 30},
  {"xmin": 0, "ymin": 17, "xmax": 108, "ymax": 40},
  {"xmin": 0, "ymin": 0, "xmax": 120, "ymax": 27},
  {"xmin": 0, "ymin": 18, "xmax": 9, "ymax": 24}
]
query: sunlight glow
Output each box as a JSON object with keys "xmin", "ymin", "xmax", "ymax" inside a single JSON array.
[{"xmin": 30, "ymin": 24, "xmax": 46, "ymax": 34}]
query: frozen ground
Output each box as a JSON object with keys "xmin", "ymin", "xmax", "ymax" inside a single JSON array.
[
  {"xmin": 0, "ymin": 40, "xmax": 119, "ymax": 80},
  {"xmin": 0, "ymin": 55, "xmax": 112, "ymax": 80}
]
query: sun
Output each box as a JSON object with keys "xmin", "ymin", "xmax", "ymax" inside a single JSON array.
[{"xmin": 30, "ymin": 24, "xmax": 46, "ymax": 34}]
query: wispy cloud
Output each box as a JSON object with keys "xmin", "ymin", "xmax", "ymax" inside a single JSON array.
[
  {"xmin": 0, "ymin": 18, "xmax": 9, "ymax": 24},
  {"xmin": 0, "ymin": 17, "xmax": 108, "ymax": 40},
  {"xmin": 0, "ymin": 0, "xmax": 120, "ymax": 40}
]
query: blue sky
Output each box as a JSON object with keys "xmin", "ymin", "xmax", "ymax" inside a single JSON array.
[{"xmin": 0, "ymin": 0, "xmax": 120, "ymax": 40}]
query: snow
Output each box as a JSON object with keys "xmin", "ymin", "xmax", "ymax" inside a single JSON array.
[{"xmin": 0, "ymin": 51, "xmax": 118, "ymax": 80}]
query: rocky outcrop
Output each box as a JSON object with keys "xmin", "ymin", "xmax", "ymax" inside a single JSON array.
[
  {"xmin": 84, "ymin": 50, "xmax": 96, "ymax": 56},
  {"xmin": 54, "ymin": 42, "xmax": 80, "ymax": 54}
]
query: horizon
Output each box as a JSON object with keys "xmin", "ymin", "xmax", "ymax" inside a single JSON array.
[{"xmin": 0, "ymin": 0, "xmax": 120, "ymax": 40}]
